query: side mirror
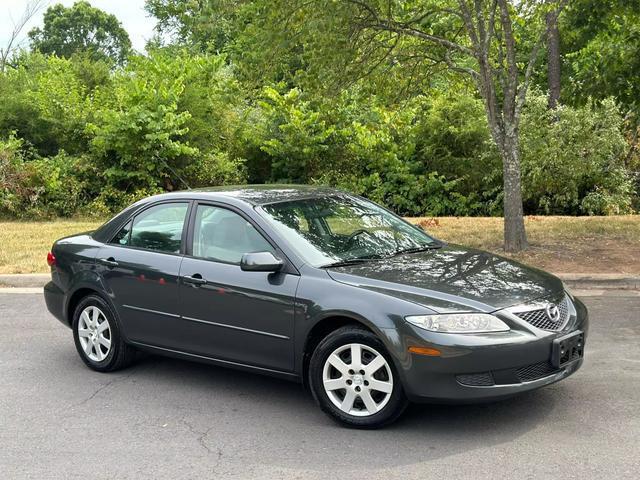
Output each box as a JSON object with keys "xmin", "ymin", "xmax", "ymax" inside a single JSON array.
[{"xmin": 240, "ymin": 251, "xmax": 284, "ymax": 272}]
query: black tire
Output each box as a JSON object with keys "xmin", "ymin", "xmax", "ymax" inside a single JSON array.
[
  {"xmin": 308, "ymin": 326, "xmax": 408, "ymax": 428},
  {"xmin": 72, "ymin": 294, "xmax": 137, "ymax": 372}
]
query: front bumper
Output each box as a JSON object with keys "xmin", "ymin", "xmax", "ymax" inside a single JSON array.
[{"xmin": 390, "ymin": 294, "xmax": 589, "ymax": 403}]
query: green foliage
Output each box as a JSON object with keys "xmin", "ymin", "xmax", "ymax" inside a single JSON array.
[
  {"xmin": 182, "ymin": 151, "xmax": 247, "ymax": 187},
  {"xmin": 562, "ymin": 1, "xmax": 640, "ymax": 115},
  {"xmin": 88, "ymin": 53, "xmax": 199, "ymax": 191},
  {"xmin": 413, "ymin": 91, "xmax": 501, "ymax": 211},
  {"xmin": 520, "ymin": 92, "xmax": 633, "ymax": 215},
  {"xmin": 0, "ymin": 134, "xmax": 87, "ymax": 218},
  {"xmin": 259, "ymin": 87, "xmax": 336, "ymax": 182},
  {"xmin": 29, "ymin": 1, "xmax": 132, "ymax": 64},
  {"xmin": 145, "ymin": 0, "xmax": 247, "ymax": 52},
  {"xmin": 0, "ymin": 53, "xmax": 92, "ymax": 156},
  {"xmin": 252, "ymin": 86, "xmax": 486, "ymax": 216},
  {"xmin": 0, "ymin": 134, "xmax": 27, "ymax": 216},
  {"xmin": 0, "ymin": 1, "xmax": 638, "ymax": 219},
  {"xmin": 84, "ymin": 185, "xmax": 165, "ymax": 219}
]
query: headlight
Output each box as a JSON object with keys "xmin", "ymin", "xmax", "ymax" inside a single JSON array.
[{"xmin": 405, "ymin": 313, "xmax": 510, "ymax": 333}]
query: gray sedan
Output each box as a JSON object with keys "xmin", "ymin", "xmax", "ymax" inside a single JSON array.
[{"xmin": 44, "ymin": 185, "xmax": 587, "ymax": 428}]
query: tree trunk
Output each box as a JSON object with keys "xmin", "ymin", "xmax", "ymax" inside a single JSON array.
[
  {"xmin": 546, "ymin": 9, "xmax": 561, "ymax": 109},
  {"xmin": 499, "ymin": 129, "xmax": 528, "ymax": 253}
]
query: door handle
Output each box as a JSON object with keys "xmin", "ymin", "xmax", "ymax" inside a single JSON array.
[
  {"xmin": 98, "ymin": 257, "xmax": 119, "ymax": 268},
  {"xmin": 182, "ymin": 274, "xmax": 207, "ymax": 286}
]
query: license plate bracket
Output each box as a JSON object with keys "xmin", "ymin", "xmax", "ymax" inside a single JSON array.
[{"xmin": 552, "ymin": 330, "xmax": 584, "ymax": 368}]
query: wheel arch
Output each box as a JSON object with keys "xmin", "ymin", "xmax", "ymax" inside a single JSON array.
[
  {"xmin": 66, "ymin": 287, "xmax": 102, "ymax": 324},
  {"xmin": 65, "ymin": 284, "xmax": 118, "ymax": 328},
  {"xmin": 301, "ymin": 314, "xmax": 375, "ymax": 388}
]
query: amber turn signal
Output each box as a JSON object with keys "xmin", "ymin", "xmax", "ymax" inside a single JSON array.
[{"xmin": 408, "ymin": 346, "xmax": 442, "ymax": 356}]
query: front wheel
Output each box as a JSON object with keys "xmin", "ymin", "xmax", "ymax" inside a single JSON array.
[{"xmin": 309, "ymin": 326, "xmax": 408, "ymax": 428}]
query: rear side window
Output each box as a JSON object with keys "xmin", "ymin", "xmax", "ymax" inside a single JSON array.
[
  {"xmin": 112, "ymin": 220, "xmax": 132, "ymax": 246},
  {"xmin": 112, "ymin": 202, "xmax": 189, "ymax": 253}
]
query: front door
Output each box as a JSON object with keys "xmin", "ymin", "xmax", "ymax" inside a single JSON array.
[
  {"xmin": 177, "ymin": 203, "xmax": 299, "ymax": 372},
  {"xmin": 96, "ymin": 201, "xmax": 190, "ymax": 345}
]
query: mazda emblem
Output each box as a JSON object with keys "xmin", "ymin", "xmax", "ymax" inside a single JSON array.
[{"xmin": 546, "ymin": 304, "xmax": 561, "ymax": 322}]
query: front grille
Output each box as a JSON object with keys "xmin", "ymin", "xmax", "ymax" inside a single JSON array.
[
  {"xmin": 456, "ymin": 372, "xmax": 495, "ymax": 386},
  {"xmin": 514, "ymin": 294, "xmax": 570, "ymax": 331},
  {"xmin": 516, "ymin": 361, "xmax": 560, "ymax": 382}
]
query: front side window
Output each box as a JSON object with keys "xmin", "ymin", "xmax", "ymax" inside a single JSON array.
[
  {"xmin": 113, "ymin": 202, "xmax": 188, "ymax": 253},
  {"xmin": 192, "ymin": 205, "xmax": 274, "ymax": 264},
  {"xmin": 258, "ymin": 195, "xmax": 436, "ymax": 267}
]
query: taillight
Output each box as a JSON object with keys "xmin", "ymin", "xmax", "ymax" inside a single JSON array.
[{"xmin": 47, "ymin": 252, "xmax": 56, "ymax": 267}]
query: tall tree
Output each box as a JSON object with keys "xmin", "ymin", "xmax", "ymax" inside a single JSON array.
[
  {"xmin": 145, "ymin": 0, "xmax": 246, "ymax": 52},
  {"xmin": 146, "ymin": 0, "xmax": 574, "ymax": 251},
  {"xmin": 28, "ymin": 1, "xmax": 132, "ymax": 64},
  {"xmin": 265, "ymin": 0, "xmax": 568, "ymax": 252},
  {"xmin": 561, "ymin": 0, "xmax": 640, "ymax": 115}
]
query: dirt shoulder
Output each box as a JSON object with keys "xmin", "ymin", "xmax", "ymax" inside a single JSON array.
[{"xmin": 406, "ymin": 215, "xmax": 640, "ymax": 275}]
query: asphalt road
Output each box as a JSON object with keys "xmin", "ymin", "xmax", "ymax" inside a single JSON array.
[{"xmin": 1, "ymin": 291, "xmax": 639, "ymax": 479}]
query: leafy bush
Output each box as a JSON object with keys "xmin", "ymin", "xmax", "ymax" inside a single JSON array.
[
  {"xmin": 254, "ymin": 86, "xmax": 496, "ymax": 216},
  {"xmin": 0, "ymin": 47, "xmax": 637, "ymax": 219},
  {"xmin": 0, "ymin": 135, "xmax": 87, "ymax": 218},
  {"xmin": 88, "ymin": 53, "xmax": 199, "ymax": 191},
  {"xmin": 520, "ymin": 93, "xmax": 633, "ymax": 214},
  {"xmin": 182, "ymin": 151, "xmax": 247, "ymax": 187},
  {"xmin": 0, "ymin": 135, "xmax": 28, "ymax": 216},
  {"xmin": 258, "ymin": 87, "xmax": 337, "ymax": 182},
  {"xmin": 83, "ymin": 186, "xmax": 164, "ymax": 218}
]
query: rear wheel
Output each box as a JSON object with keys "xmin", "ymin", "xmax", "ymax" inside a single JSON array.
[
  {"xmin": 72, "ymin": 294, "xmax": 136, "ymax": 372},
  {"xmin": 309, "ymin": 326, "xmax": 408, "ymax": 428}
]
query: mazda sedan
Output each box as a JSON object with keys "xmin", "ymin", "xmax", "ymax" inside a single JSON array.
[{"xmin": 44, "ymin": 186, "xmax": 587, "ymax": 428}]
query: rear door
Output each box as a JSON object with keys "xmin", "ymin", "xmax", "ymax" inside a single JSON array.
[
  {"xmin": 96, "ymin": 201, "xmax": 190, "ymax": 345},
  {"xmin": 177, "ymin": 202, "xmax": 299, "ymax": 372}
]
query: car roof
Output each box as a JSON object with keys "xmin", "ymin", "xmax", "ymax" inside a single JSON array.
[{"xmin": 143, "ymin": 184, "xmax": 349, "ymax": 206}]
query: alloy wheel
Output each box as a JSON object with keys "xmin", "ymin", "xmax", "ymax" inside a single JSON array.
[
  {"xmin": 322, "ymin": 343, "xmax": 394, "ymax": 417},
  {"xmin": 77, "ymin": 306, "xmax": 112, "ymax": 362}
]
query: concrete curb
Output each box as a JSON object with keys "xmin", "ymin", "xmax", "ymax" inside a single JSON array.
[
  {"xmin": 0, "ymin": 274, "xmax": 50, "ymax": 288},
  {"xmin": 559, "ymin": 273, "xmax": 640, "ymax": 291},
  {"xmin": 0, "ymin": 272, "xmax": 638, "ymax": 290}
]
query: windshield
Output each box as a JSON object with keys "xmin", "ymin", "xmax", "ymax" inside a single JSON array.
[{"xmin": 258, "ymin": 195, "xmax": 437, "ymax": 267}]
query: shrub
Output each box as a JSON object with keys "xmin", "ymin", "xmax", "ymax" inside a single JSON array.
[
  {"xmin": 83, "ymin": 185, "xmax": 164, "ymax": 218},
  {"xmin": 520, "ymin": 93, "xmax": 634, "ymax": 215},
  {"xmin": 182, "ymin": 151, "xmax": 247, "ymax": 188},
  {"xmin": 0, "ymin": 135, "xmax": 87, "ymax": 218}
]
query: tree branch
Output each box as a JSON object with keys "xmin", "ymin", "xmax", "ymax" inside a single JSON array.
[
  {"xmin": 457, "ymin": 0, "xmax": 480, "ymax": 51},
  {"xmin": 372, "ymin": 19, "xmax": 474, "ymax": 56},
  {"xmin": 444, "ymin": 50, "xmax": 480, "ymax": 79},
  {"xmin": 497, "ymin": 0, "xmax": 518, "ymax": 122},
  {"xmin": 0, "ymin": 0, "xmax": 46, "ymax": 72}
]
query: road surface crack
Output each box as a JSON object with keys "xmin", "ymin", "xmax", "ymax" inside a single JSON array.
[
  {"xmin": 71, "ymin": 369, "xmax": 137, "ymax": 409},
  {"xmin": 180, "ymin": 418, "xmax": 221, "ymax": 460}
]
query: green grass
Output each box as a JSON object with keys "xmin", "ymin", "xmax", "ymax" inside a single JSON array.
[{"xmin": 1, "ymin": 215, "xmax": 639, "ymax": 274}]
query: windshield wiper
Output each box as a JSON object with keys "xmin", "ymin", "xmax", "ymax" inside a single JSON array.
[
  {"xmin": 394, "ymin": 243, "xmax": 443, "ymax": 256},
  {"xmin": 320, "ymin": 255, "xmax": 385, "ymax": 268}
]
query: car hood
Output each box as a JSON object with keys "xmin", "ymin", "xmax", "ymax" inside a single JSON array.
[{"xmin": 326, "ymin": 245, "xmax": 563, "ymax": 313}]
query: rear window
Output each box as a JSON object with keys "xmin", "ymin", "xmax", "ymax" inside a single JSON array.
[{"xmin": 111, "ymin": 202, "xmax": 189, "ymax": 254}]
